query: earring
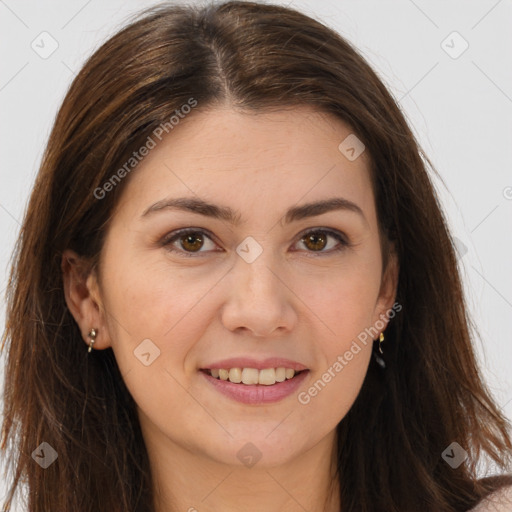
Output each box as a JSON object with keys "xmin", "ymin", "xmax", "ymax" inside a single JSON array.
[
  {"xmin": 87, "ymin": 328, "xmax": 97, "ymax": 353},
  {"xmin": 372, "ymin": 332, "xmax": 386, "ymax": 369}
]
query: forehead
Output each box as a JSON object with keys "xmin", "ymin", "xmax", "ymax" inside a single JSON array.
[{"xmin": 112, "ymin": 106, "xmax": 375, "ymax": 225}]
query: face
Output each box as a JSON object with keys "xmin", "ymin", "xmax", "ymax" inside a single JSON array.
[{"xmin": 68, "ymin": 106, "xmax": 398, "ymax": 470}]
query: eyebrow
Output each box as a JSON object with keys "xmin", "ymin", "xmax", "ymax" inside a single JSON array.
[{"xmin": 141, "ymin": 196, "xmax": 367, "ymax": 226}]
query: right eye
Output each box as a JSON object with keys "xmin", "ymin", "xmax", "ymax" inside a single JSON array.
[{"xmin": 160, "ymin": 228, "xmax": 219, "ymax": 257}]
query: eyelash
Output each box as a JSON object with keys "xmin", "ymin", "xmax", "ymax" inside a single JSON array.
[{"xmin": 159, "ymin": 227, "xmax": 350, "ymax": 258}]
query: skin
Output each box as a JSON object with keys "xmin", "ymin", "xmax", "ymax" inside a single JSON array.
[{"xmin": 62, "ymin": 106, "xmax": 399, "ymax": 512}]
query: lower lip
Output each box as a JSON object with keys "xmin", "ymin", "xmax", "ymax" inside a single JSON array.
[{"xmin": 200, "ymin": 370, "xmax": 309, "ymax": 404}]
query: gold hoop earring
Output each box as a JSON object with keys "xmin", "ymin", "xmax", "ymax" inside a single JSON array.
[
  {"xmin": 378, "ymin": 331, "xmax": 384, "ymax": 354},
  {"xmin": 87, "ymin": 328, "xmax": 97, "ymax": 353}
]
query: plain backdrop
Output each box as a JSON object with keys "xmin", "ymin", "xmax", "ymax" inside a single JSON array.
[{"xmin": 1, "ymin": 0, "xmax": 511, "ymax": 508}]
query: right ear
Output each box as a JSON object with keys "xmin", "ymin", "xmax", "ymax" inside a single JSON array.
[{"xmin": 61, "ymin": 249, "xmax": 112, "ymax": 350}]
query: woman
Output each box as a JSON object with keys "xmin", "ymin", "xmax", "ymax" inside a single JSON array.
[{"xmin": 1, "ymin": 1, "xmax": 511, "ymax": 511}]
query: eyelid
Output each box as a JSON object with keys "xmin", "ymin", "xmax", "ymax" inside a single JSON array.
[
  {"xmin": 160, "ymin": 226, "xmax": 350, "ymax": 257},
  {"xmin": 293, "ymin": 227, "xmax": 350, "ymax": 256},
  {"xmin": 296, "ymin": 226, "xmax": 348, "ymax": 245},
  {"xmin": 159, "ymin": 227, "xmax": 219, "ymax": 257}
]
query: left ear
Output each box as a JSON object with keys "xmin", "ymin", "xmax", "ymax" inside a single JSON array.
[{"xmin": 372, "ymin": 245, "xmax": 399, "ymax": 330}]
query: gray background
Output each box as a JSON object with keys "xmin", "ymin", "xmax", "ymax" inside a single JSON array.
[{"xmin": 1, "ymin": 0, "xmax": 511, "ymax": 508}]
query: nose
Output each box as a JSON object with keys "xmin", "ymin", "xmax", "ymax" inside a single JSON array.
[{"xmin": 220, "ymin": 250, "xmax": 298, "ymax": 338}]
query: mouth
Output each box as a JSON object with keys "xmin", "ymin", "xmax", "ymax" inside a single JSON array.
[
  {"xmin": 200, "ymin": 367, "xmax": 308, "ymax": 386},
  {"xmin": 199, "ymin": 366, "xmax": 310, "ymax": 404}
]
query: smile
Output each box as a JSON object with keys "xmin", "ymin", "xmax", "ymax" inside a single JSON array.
[
  {"xmin": 199, "ymin": 368, "xmax": 310, "ymax": 404},
  {"xmin": 203, "ymin": 367, "xmax": 305, "ymax": 385}
]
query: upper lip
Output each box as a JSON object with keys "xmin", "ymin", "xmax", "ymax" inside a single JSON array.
[{"xmin": 200, "ymin": 357, "xmax": 309, "ymax": 371}]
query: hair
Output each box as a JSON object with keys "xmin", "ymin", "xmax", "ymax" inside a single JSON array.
[{"xmin": 1, "ymin": 1, "xmax": 511, "ymax": 511}]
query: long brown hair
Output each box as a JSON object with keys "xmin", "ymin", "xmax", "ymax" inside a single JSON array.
[{"xmin": 2, "ymin": 2, "xmax": 511, "ymax": 511}]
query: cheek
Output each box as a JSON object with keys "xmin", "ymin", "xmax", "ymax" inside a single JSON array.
[
  {"xmin": 99, "ymin": 249, "xmax": 220, "ymax": 375},
  {"xmin": 294, "ymin": 258, "xmax": 382, "ymax": 344},
  {"xmin": 297, "ymin": 343, "xmax": 372, "ymax": 433},
  {"xmin": 98, "ymin": 259, "xmax": 218, "ymax": 426},
  {"xmin": 290, "ymin": 257, "xmax": 380, "ymax": 410},
  {"xmin": 294, "ymin": 265, "xmax": 377, "ymax": 420}
]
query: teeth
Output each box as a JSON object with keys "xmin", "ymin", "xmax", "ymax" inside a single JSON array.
[
  {"xmin": 285, "ymin": 368, "xmax": 295, "ymax": 379},
  {"xmin": 258, "ymin": 368, "xmax": 276, "ymax": 386},
  {"xmin": 228, "ymin": 368, "xmax": 242, "ymax": 383},
  {"xmin": 275, "ymin": 367, "xmax": 286, "ymax": 382},
  {"xmin": 207, "ymin": 366, "xmax": 298, "ymax": 385},
  {"xmin": 241, "ymin": 368, "xmax": 259, "ymax": 385}
]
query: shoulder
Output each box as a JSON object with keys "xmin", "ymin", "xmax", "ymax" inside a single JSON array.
[{"xmin": 468, "ymin": 484, "xmax": 512, "ymax": 512}]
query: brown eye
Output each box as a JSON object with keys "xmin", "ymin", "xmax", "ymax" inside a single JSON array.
[
  {"xmin": 302, "ymin": 232, "xmax": 328, "ymax": 251},
  {"xmin": 161, "ymin": 229, "xmax": 217, "ymax": 257},
  {"xmin": 296, "ymin": 229, "xmax": 349, "ymax": 255},
  {"xmin": 180, "ymin": 233, "xmax": 204, "ymax": 252}
]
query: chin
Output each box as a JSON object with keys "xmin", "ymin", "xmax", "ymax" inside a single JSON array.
[{"xmin": 196, "ymin": 430, "xmax": 309, "ymax": 469}]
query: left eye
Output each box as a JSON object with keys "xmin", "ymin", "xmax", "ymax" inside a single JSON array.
[
  {"xmin": 161, "ymin": 228, "xmax": 349, "ymax": 257},
  {"xmin": 296, "ymin": 229, "xmax": 348, "ymax": 254}
]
